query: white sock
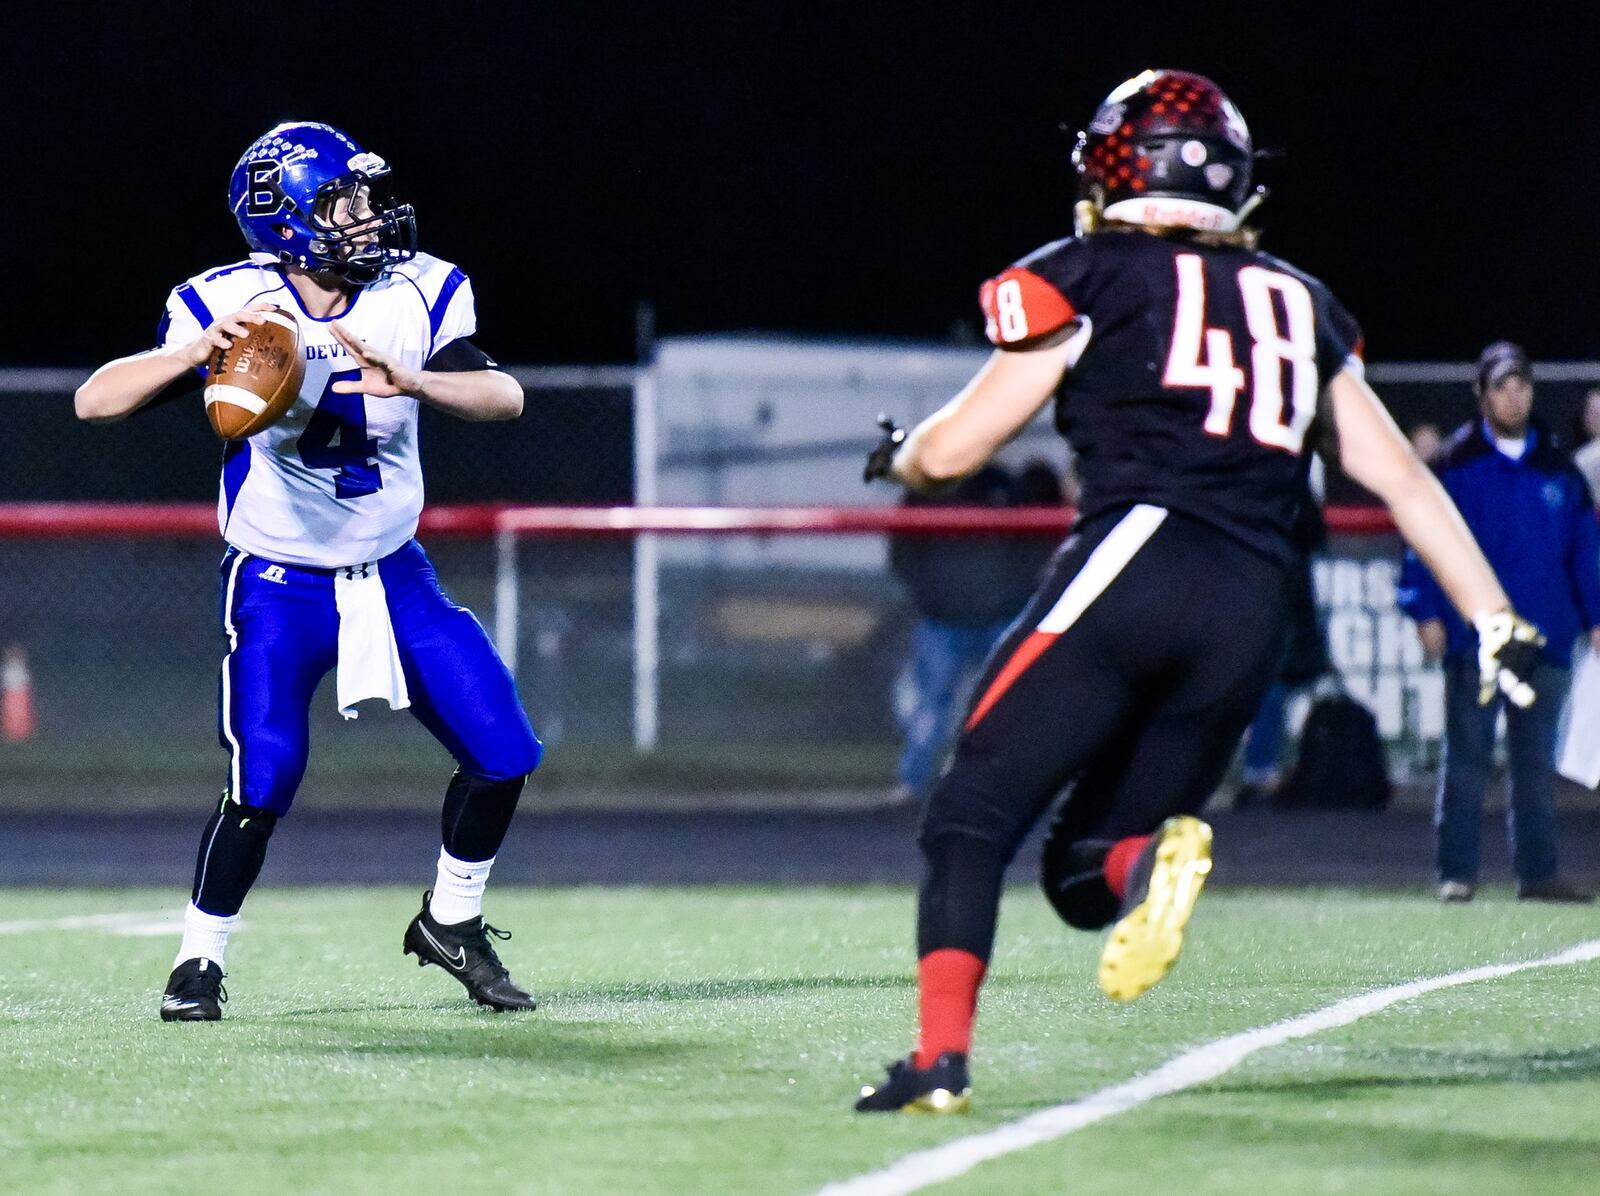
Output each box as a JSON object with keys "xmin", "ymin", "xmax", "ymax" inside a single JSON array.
[
  {"xmin": 175, "ymin": 902, "xmax": 238, "ymax": 969},
  {"xmin": 429, "ymin": 848, "xmax": 494, "ymax": 925}
]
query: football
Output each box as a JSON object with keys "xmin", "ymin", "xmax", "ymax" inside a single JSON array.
[{"xmin": 204, "ymin": 306, "xmax": 305, "ymax": 440}]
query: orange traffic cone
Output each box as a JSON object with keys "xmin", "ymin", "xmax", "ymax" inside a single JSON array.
[{"xmin": 2, "ymin": 645, "xmax": 35, "ymax": 742}]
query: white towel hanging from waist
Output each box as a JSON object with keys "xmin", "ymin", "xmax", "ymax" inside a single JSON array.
[{"xmin": 333, "ymin": 562, "xmax": 410, "ymax": 720}]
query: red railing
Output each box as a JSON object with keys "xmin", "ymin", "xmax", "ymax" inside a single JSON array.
[{"xmin": 0, "ymin": 502, "xmax": 1401, "ymax": 538}]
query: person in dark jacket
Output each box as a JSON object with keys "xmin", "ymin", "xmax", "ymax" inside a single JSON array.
[
  {"xmin": 1236, "ymin": 474, "xmax": 1332, "ymax": 804},
  {"xmin": 888, "ymin": 464, "xmax": 1059, "ymax": 800},
  {"xmin": 1398, "ymin": 341, "xmax": 1600, "ymax": 903}
]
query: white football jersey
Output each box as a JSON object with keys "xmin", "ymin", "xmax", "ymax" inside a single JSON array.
[{"xmin": 158, "ymin": 253, "xmax": 476, "ymax": 568}]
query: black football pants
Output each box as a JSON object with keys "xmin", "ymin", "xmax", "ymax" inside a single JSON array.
[{"xmin": 916, "ymin": 503, "xmax": 1287, "ymax": 960}]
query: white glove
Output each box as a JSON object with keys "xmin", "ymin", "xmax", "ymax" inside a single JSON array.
[{"xmin": 1472, "ymin": 609, "xmax": 1545, "ymax": 708}]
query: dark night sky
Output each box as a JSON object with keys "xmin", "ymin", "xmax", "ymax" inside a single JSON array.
[{"xmin": 8, "ymin": 3, "xmax": 1600, "ymax": 366}]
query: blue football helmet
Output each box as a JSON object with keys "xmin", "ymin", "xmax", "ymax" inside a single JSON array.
[{"xmin": 228, "ymin": 122, "xmax": 417, "ymax": 285}]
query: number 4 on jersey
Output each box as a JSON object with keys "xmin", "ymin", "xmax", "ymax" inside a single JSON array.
[
  {"xmin": 1164, "ymin": 255, "xmax": 1245, "ymax": 434},
  {"xmin": 1162, "ymin": 254, "xmax": 1319, "ymax": 454},
  {"xmin": 297, "ymin": 368, "xmax": 382, "ymax": 498}
]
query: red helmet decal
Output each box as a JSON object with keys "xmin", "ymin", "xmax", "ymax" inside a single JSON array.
[{"xmin": 1076, "ymin": 70, "xmax": 1254, "ymax": 219}]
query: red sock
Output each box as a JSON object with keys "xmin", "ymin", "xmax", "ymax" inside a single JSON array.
[
  {"xmin": 914, "ymin": 948, "xmax": 986, "ymax": 1069},
  {"xmin": 1103, "ymin": 835, "xmax": 1152, "ymax": 900}
]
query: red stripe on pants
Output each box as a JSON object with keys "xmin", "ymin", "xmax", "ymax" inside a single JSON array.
[{"xmin": 963, "ymin": 630, "xmax": 1057, "ymax": 731}]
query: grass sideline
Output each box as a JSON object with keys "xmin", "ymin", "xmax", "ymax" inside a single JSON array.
[
  {"xmin": 0, "ymin": 741, "xmax": 902, "ymax": 812},
  {"xmin": 2, "ymin": 887, "xmax": 1598, "ymax": 1194}
]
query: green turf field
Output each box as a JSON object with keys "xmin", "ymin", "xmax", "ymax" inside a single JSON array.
[{"xmin": 3, "ymin": 887, "xmax": 1598, "ymax": 1195}]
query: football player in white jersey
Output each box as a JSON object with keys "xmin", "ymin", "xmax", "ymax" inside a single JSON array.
[{"xmin": 75, "ymin": 121, "xmax": 544, "ymax": 1020}]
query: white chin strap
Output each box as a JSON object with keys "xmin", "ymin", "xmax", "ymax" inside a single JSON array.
[{"xmin": 1103, "ymin": 196, "xmax": 1241, "ymax": 232}]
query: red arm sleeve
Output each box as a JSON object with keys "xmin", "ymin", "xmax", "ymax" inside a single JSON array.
[{"xmin": 979, "ymin": 266, "xmax": 1077, "ymax": 350}]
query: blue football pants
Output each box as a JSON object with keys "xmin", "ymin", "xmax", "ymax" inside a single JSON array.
[{"xmin": 216, "ymin": 540, "xmax": 542, "ymax": 816}]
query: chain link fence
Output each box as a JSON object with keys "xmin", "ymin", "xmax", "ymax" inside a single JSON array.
[
  {"xmin": 0, "ymin": 505, "xmax": 1432, "ymax": 813},
  {"xmin": 3, "ymin": 357, "xmax": 1596, "ymax": 812}
]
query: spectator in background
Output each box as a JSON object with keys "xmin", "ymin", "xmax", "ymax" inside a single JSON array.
[
  {"xmin": 1024, "ymin": 448, "xmax": 1080, "ymax": 509},
  {"xmin": 1016, "ymin": 456, "xmax": 1069, "ymax": 507},
  {"xmin": 1564, "ymin": 387, "xmax": 1600, "ymax": 790},
  {"xmin": 1574, "ymin": 387, "xmax": 1600, "ymax": 497},
  {"xmin": 1398, "ymin": 342, "xmax": 1600, "ymax": 903},
  {"xmin": 1409, "ymin": 421, "xmax": 1444, "ymax": 465},
  {"xmin": 888, "ymin": 463, "xmax": 1060, "ymax": 802},
  {"xmin": 1236, "ymin": 470, "xmax": 1331, "ymax": 804}
]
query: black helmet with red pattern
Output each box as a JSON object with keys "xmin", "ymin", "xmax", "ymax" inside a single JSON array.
[{"xmin": 1073, "ymin": 70, "xmax": 1256, "ymax": 232}]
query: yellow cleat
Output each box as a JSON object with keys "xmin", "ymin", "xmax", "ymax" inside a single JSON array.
[
  {"xmin": 1097, "ymin": 815, "xmax": 1213, "ymax": 1003},
  {"xmin": 905, "ymin": 1087, "xmax": 972, "ymax": 1115}
]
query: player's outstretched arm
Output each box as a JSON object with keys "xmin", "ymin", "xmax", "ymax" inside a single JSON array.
[
  {"xmin": 1328, "ymin": 366, "xmax": 1505, "ymax": 617},
  {"xmin": 889, "ymin": 340, "xmax": 1072, "ymax": 490},
  {"xmin": 1329, "ymin": 365, "xmax": 1542, "ymax": 705},
  {"xmin": 328, "ymin": 323, "xmax": 522, "ymax": 421},
  {"xmin": 74, "ymin": 306, "xmax": 275, "ymax": 423}
]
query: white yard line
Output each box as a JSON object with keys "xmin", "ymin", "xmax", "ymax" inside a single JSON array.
[
  {"xmin": 0, "ymin": 910, "xmax": 183, "ymax": 936},
  {"xmin": 822, "ymin": 937, "xmax": 1600, "ymax": 1196}
]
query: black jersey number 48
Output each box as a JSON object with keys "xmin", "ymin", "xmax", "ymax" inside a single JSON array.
[{"xmin": 1161, "ymin": 253, "xmax": 1319, "ymax": 455}]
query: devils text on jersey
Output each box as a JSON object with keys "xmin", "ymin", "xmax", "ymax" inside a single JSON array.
[{"xmin": 157, "ymin": 253, "xmax": 474, "ymax": 568}]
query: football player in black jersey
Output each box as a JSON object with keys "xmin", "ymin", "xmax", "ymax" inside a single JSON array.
[{"xmin": 855, "ymin": 69, "xmax": 1545, "ymax": 1114}]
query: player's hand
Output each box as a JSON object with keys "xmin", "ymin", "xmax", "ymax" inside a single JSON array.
[
  {"xmin": 182, "ymin": 303, "xmax": 279, "ymax": 367},
  {"xmin": 328, "ymin": 322, "xmax": 422, "ymax": 397},
  {"xmin": 1590, "ymin": 626, "xmax": 1600, "ymax": 656},
  {"xmin": 863, "ymin": 414, "xmax": 907, "ymax": 483},
  {"xmin": 1473, "ymin": 609, "xmax": 1545, "ymax": 707}
]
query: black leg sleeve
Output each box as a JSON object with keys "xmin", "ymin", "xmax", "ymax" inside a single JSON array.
[
  {"xmin": 916, "ymin": 832, "xmax": 1011, "ymax": 962},
  {"xmin": 191, "ymin": 798, "xmax": 278, "ymax": 917},
  {"xmin": 440, "ymin": 769, "xmax": 528, "ymax": 863},
  {"xmin": 1039, "ymin": 833, "xmax": 1120, "ymax": 930}
]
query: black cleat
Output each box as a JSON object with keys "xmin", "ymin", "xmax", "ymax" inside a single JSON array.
[
  {"xmin": 402, "ymin": 891, "xmax": 538, "ymax": 1012},
  {"xmin": 855, "ymin": 1052, "xmax": 971, "ymax": 1113},
  {"xmin": 160, "ymin": 958, "xmax": 227, "ymax": 1022}
]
